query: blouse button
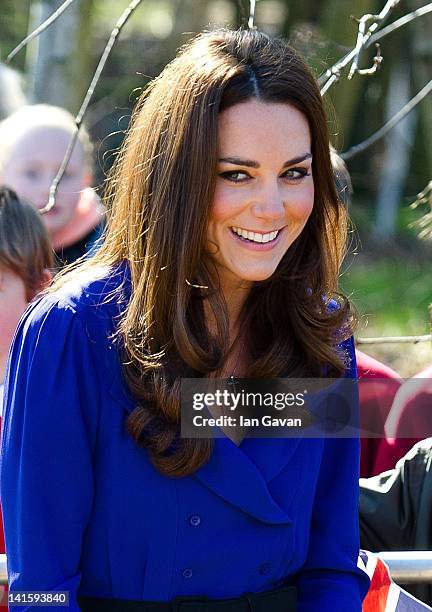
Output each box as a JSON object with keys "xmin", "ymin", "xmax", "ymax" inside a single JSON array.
[
  {"xmin": 259, "ymin": 562, "xmax": 271, "ymax": 575},
  {"xmin": 182, "ymin": 568, "xmax": 193, "ymax": 580},
  {"xmin": 189, "ymin": 514, "xmax": 201, "ymax": 527}
]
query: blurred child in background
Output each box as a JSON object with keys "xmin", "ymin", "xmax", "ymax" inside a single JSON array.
[
  {"xmin": 0, "ymin": 104, "xmax": 105, "ymax": 268},
  {"xmin": 0, "ymin": 186, "xmax": 53, "ymax": 560}
]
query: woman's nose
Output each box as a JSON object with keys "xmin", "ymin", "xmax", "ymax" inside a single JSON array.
[{"xmin": 251, "ymin": 182, "xmax": 286, "ymax": 220}]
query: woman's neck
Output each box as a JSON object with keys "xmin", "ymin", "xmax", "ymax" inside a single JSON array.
[
  {"xmin": 203, "ymin": 281, "xmax": 252, "ymax": 378},
  {"xmin": 205, "ymin": 284, "xmax": 249, "ymax": 341}
]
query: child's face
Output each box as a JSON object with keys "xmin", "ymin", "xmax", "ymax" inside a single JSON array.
[
  {"xmin": 0, "ymin": 266, "xmax": 28, "ymax": 373},
  {"xmin": 1, "ymin": 126, "xmax": 88, "ymax": 240}
]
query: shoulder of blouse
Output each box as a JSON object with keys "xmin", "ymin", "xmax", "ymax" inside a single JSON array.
[
  {"xmin": 55, "ymin": 258, "xmax": 131, "ymax": 316},
  {"xmin": 7, "ymin": 260, "xmax": 133, "ymax": 413},
  {"xmin": 18, "ymin": 259, "xmax": 132, "ymax": 360},
  {"xmin": 40, "ymin": 259, "xmax": 130, "ymax": 324}
]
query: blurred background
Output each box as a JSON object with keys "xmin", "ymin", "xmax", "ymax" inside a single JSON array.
[{"xmin": 1, "ymin": 0, "xmax": 431, "ymax": 374}]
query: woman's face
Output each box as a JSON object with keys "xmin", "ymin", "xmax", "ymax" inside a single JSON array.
[
  {"xmin": 0, "ymin": 126, "xmax": 87, "ymax": 240},
  {"xmin": 207, "ymin": 99, "xmax": 314, "ymax": 293}
]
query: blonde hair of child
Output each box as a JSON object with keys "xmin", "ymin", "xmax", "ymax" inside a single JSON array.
[{"xmin": 0, "ymin": 104, "xmax": 93, "ymax": 174}]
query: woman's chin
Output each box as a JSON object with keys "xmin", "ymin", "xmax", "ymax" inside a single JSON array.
[{"xmin": 230, "ymin": 267, "xmax": 279, "ymax": 285}]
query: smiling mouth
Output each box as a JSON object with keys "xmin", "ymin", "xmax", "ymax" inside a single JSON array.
[{"xmin": 230, "ymin": 226, "xmax": 281, "ymax": 244}]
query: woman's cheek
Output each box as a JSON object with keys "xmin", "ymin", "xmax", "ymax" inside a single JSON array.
[
  {"xmin": 210, "ymin": 190, "xmax": 243, "ymax": 223},
  {"xmin": 291, "ymin": 184, "xmax": 314, "ymax": 221}
]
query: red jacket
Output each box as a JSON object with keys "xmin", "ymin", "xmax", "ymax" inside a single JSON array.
[{"xmin": 356, "ymin": 350, "xmax": 402, "ymax": 477}]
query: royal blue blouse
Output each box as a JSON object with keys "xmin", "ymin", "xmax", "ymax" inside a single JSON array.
[{"xmin": 0, "ymin": 261, "xmax": 369, "ymax": 610}]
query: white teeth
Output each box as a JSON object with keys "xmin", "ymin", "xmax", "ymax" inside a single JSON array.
[{"xmin": 231, "ymin": 227, "xmax": 279, "ymax": 243}]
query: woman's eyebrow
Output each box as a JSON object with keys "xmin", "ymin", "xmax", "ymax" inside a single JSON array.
[
  {"xmin": 218, "ymin": 153, "xmax": 312, "ymax": 168},
  {"xmin": 218, "ymin": 156, "xmax": 259, "ymax": 168},
  {"xmin": 282, "ymin": 153, "xmax": 312, "ymax": 167}
]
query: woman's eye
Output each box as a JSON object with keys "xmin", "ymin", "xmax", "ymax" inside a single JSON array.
[
  {"xmin": 282, "ymin": 167, "xmax": 311, "ymax": 180},
  {"xmin": 219, "ymin": 170, "xmax": 250, "ymax": 182}
]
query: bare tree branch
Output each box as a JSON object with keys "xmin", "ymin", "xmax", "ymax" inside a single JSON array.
[
  {"xmin": 348, "ymin": 0, "xmax": 401, "ymax": 79},
  {"xmin": 39, "ymin": 0, "xmax": 145, "ymax": 214},
  {"xmin": 6, "ymin": 0, "xmax": 77, "ymax": 63},
  {"xmin": 410, "ymin": 180, "xmax": 432, "ymax": 239},
  {"xmin": 321, "ymin": 4, "xmax": 432, "ymax": 156},
  {"xmin": 341, "ymin": 77, "xmax": 432, "ymax": 160},
  {"xmin": 367, "ymin": 2, "xmax": 432, "ymax": 48},
  {"xmin": 355, "ymin": 43, "xmax": 383, "ymax": 76},
  {"xmin": 410, "ymin": 180, "xmax": 432, "ymax": 209},
  {"xmin": 320, "ymin": 2, "xmax": 432, "ymax": 91},
  {"xmin": 318, "ymin": 0, "xmax": 432, "ymax": 95}
]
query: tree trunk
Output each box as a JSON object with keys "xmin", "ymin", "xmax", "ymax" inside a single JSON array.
[
  {"xmin": 409, "ymin": 0, "xmax": 432, "ymax": 179},
  {"xmin": 374, "ymin": 58, "xmax": 416, "ymax": 237},
  {"xmin": 28, "ymin": 0, "xmax": 79, "ymax": 111}
]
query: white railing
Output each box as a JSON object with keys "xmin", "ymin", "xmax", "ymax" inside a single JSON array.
[{"xmin": 377, "ymin": 551, "xmax": 432, "ymax": 584}]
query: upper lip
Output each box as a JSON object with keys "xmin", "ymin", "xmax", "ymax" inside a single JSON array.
[{"xmin": 231, "ymin": 226, "xmax": 284, "ymax": 234}]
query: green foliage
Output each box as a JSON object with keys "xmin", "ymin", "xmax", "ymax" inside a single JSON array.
[
  {"xmin": 341, "ymin": 256, "xmax": 432, "ymax": 336},
  {"xmin": 0, "ymin": 0, "xmax": 31, "ymax": 69},
  {"xmin": 349, "ymin": 194, "xmax": 428, "ymax": 240}
]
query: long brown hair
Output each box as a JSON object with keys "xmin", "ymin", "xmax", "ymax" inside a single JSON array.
[{"xmin": 52, "ymin": 29, "xmax": 355, "ymax": 477}]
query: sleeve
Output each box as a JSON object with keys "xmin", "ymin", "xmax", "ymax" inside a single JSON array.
[
  {"xmin": 296, "ymin": 336, "xmax": 370, "ymax": 611},
  {"xmin": 0, "ymin": 298, "xmax": 101, "ymax": 611}
]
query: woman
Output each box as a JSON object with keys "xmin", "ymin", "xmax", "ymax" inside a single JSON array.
[{"xmin": 0, "ymin": 29, "xmax": 369, "ymax": 611}]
